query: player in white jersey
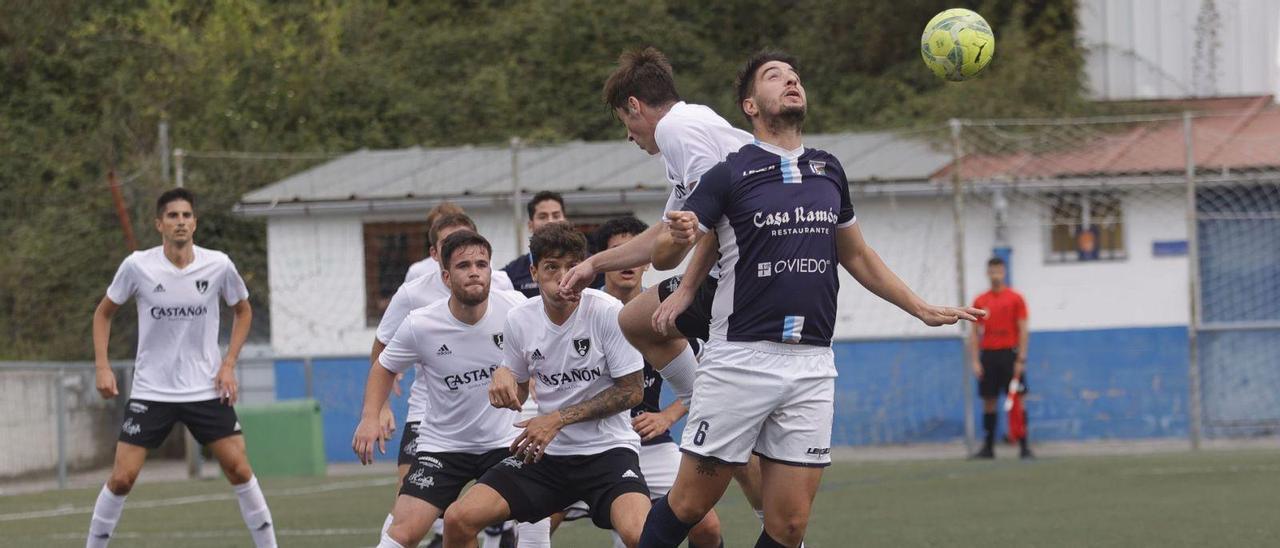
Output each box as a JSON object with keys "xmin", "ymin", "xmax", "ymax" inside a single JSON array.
[
  {"xmin": 371, "ymin": 212, "xmax": 515, "ymax": 545},
  {"xmin": 594, "ymin": 217, "xmax": 723, "ymax": 548},
  {"xmin": 640, "ymin": 51, "xmax": 984, "ymax": 548},
  {"xmin": 443, "ymin": 224, "xmax": 651, "ymax": 548},
  {"xmin": 560, "ymin": 46, "xmax": 768, "ymax": 523},
  {"xmin": 86, "ymin": 189, "xmax": 276, "ymax": 548},
  {"xmin": 353, "ymin": 230, "xmax": 527, "ymax": 548}
]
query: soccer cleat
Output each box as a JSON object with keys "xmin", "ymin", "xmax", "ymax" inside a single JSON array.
[
  {"xmin": 970, "ymin": 446, "xmax": 994, "ymax": 459},
  {"xmin": 1020, "ymin": 447, "xmax": 1035, "ymax": 459}
]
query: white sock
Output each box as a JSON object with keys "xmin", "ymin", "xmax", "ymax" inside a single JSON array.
[
  {"xmin": 378, "ymin": 532, "xmax": 406, "ymax": 548},
  {"xmin": 515, "ymin": 518, "xmax": 552, "ymax": 548},
  {"xmin": 433, "ymin": 517, "xmax": 445, "ymax": 536},
  {"xmin": 381, "ymin": 513, "xmax": 395, "ymax": 537},
  {"xmin": 87, "ymin": 484, "xmax": 127, "ymax": 548},
  {"xmin": 233, "ymin": 476, "xmax": 277, "ymax": 548},
  {"xmin": 482, "ymin": 526, "xmax": 503, "ymax": 548},
  {"xmin": 658, "ymin": 345, "xmax": 698, "ymax": 404}
]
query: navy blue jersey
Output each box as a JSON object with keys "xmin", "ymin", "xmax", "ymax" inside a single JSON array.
[
  {"xmin": 502, "ymin": 252, "xmax": 605, "ymax": 298},
  {"xmin": 630, "ymin": 361, "xmax": 673, "ymax": 446},
  {"xmin": 684, "ymin": 142, "xmax": 856, "ymax": 347}
]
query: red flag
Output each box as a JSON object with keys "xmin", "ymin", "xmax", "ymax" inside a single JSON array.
[{"xmin": 1005, "ymin": 377, "xmax": 1027, "ymax": 442}]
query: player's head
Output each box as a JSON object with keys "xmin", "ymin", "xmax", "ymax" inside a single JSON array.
[
  {"xmin": 604, "ymin": 47, "xmax": 680, "ymax": 155},
  {"xmin": 425, "ymin": 201, "xmax": 465, "ymax": 251},
  {"xmin": 529, "ymin": 223, "xmax": 589, "ymax": 306},
  {"xmin": 594, "ymin": 216, "xmax": 649, "ymax": 297},
  {"xmin": 986, "ymin": 256, "xmax": 1007, "ymax": 288},
  {"xmin": 736, "ymin": 49, "xmax": 805, "ymax": 132},
  {"xmin": 154, "ymin": 188, "xmax": 197, "ymax": 246},
  {"xmin": 440, "ymin": 230, "xmax": 493, "ymax": 306},
  {"xmin": 429, "ymin": 213, "xmax": 478, "ymax": 261},
  {"xmin": 526, "ymin": 191, "xmax": 567, "ymax": 233}
]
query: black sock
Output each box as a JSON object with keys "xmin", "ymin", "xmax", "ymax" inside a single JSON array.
[
  {"xmin": 983, "ymin": 412, "xmax": 997, "ymax": 447},
  {"xmin": 638, "ymin": 496, "xmax": 696, "ymax": 548},
  {"xmin": 689, "ymin": 538, "xmax": 725, "ymax": 548},
  {"xmin": 755, "ymin": 530, "xmax": 789, "ymax": 548}
]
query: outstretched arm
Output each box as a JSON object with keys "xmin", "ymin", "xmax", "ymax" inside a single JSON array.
[
  {"xmin": 559, "ymin": 223, "xmax": 663, "ymax": 298},
  {"xmin": 510, "ymin": 371, "xmax": 643, "ymax": 462},
  {"xmin": 836, "ymin": 223, "xmax": 983, "ymax": 326},
  {"xmin": 652, "ymin": 225, "xmax": 718, "ymax": 336}
]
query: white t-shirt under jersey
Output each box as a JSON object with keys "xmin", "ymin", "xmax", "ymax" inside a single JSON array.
[
  {"xmin": 379, "ymin": 291, "xmax": 525, "ymax": 453},
  {"xmin": 378, "ymin": 269, "xmax": 519, "ymax": 423},
  {"xmin": 105, "ymin": 246, "xmax": 250, "ymax": 402},
  {"xmin": 654, "ymin": 101, "xmax": 754, "ymax": 218},
  {"xmin": 502, "ymin": 289, "xmax": 644, "ymax": 456},
  {"xmin": 405, "ymin": 257, "xmax": 439, "ymax": 281}
]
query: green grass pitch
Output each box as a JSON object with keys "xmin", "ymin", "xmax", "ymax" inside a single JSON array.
[{"xmin": 4, "ymin": 449, "xmax": 1278, "ymax": 546}]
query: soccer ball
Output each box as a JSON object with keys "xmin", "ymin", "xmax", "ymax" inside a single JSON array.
[{"xmin": 920, "ymin": 8, "xmax": 995, "ymax": 81}]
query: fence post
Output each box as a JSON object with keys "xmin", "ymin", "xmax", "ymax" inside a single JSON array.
[
  {"xmin": 303, "ymin": 356, "xmax": 315, "ymax": 399},
  {"xmin": 1184, "ymin": 111, "xmax": 1203, "ymax": 450},
  {"xmin": 55, "ymin": 367, "xmax": 68, "ymax": 489},
  {"xmin": 511, "ymin": 137, "xmax": 523, "ymax": 256},
  {"xmin": 950, "ymin": 119, "xmax": 975, "ymax": 454}
]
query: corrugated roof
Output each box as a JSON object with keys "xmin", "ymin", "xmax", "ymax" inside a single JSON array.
[{"xmin": 238, "ymin": 130, "xmax": 952, "ymax": 208}]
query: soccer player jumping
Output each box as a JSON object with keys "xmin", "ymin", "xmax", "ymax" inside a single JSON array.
[{"xmin": 638, "ymin": 51, "xmax": 984, "ymax": 548}]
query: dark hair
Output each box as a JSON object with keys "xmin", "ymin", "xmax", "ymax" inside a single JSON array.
[
  {"xmin": 439, "ymin": 230, "xmax": 492, "ymax": 270},
  {"xmin": 529, "ymin": 223, "xmax": 588, "ymax": 266},
  {"xmin": 593, "ymin": 216, "xmax": 648, "ymax": 253},
  {"xmin": 735, "ymin": 49, "xmax": 800, "ymax": 121},
  {"xmin": 430, "ymin": 213, "xmax": 477, "ymax": 250},
  {"xmin": 526, "ymin": 191, "xmax": 565, "ymax": 220},
  {"xmin": 425, "ymin": 202, "xmax": 465, "ymax": 248},
  {"xmin": 156, "ymin": 188, "xmax": 196, "ymax": 217},
  {"xmin": 987, "ymin": 257, "xmax": 1006, "ymax": 267},
  {"xmin": 603, "ymin": 47, "xmax": 680, "ymax": 111}
]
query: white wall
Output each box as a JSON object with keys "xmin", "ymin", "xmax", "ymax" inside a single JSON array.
[{"xmin": 0, "ymin": 370, "xmax": 118, "ymax": 479}]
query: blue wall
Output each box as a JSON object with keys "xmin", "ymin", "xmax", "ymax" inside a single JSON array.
[{"xmin": 279, "ymin": 326, "xmax": 1192, "ymax": 463}]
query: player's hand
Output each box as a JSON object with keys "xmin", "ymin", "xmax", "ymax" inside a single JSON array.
[
  {"xmin": 488, "ymin": 368, "xmax": 522, "ymax": 411},
  {"xmin": 971, "ymin": 360, "xmax": 983, "ymax": 379},
  {"xmin": 915, "ymin": 304, "xmax": 985, "ymax": 327},
  {"xmin": 379, "ymin": 404, "xmax": 397, "ymax": 441},
  {"xmin": 94, "ymin": 366, "xmax": 119, "ymax": 400},
  {"xmin": 632, "ymin": 411, "xmax": 675, "ymax": 442},
  {"xmin": 392, "ymin": 372, "xmax": 405, "ymax": 397},
  {"xmin": 557, "ymin": 260, "xmax": 596, "ymax": 302},
  {"xmin": 652, "ymin": 285, "xmax": 694, "ymax": 337},
  {"xmin": 665, "ymin": 211, "xmax": 699, "ymax": 245},
  {"xmin": 352, "ymin": 417, "xmax": 385, "ymax": 465},
  {"xmin": 214, "ymin": 361, "xmax": 238, "ymax": 405},
  {"xmin": 511, "ymin": 413, "xmax": 563, "ymax": 463}
]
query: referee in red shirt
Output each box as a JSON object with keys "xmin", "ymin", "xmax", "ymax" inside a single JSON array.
[{"xmin": 969, "ymin": 257, "xmax": 1032, "ymax": 459}]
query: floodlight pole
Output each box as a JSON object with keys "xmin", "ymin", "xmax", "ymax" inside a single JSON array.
[
  {"xmin": 951, "ymin": 118, "xmax": 976, "ymax": 454},
  {"xmin": 1184, "ymin": 111, "xmax": 1203, "ymax": 450},
  {"xmin": 174, "ymin": 148, "xmax": 186, "ymax": 188}
]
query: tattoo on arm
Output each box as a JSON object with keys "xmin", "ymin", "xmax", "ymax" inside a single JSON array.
[{"xmin": 558, "ymin": 371, "xmax": 643, "ymax": 426}]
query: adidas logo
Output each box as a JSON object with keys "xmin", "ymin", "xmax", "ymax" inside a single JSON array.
[
  {"xmin": 153, "ymin": 283, "xmax": 166, "ymax": 293},
  {"xmin": 622, "ymin": 469, "xmax": 639, "ymax": 479},
  {"xmin": 531, "ymin": 349, "xmax": 545, "ymax": 361},
  {"xmin": 437, "ymin": 344, "xmax": 452, "ymax": 356}
]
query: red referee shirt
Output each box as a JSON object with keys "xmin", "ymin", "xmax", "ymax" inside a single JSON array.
[{"xmin": 973, "ymin": 288, "xmax": 1027, "ymax": 351}]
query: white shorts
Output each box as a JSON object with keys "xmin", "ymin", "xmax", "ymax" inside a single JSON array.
[
  {"xmin": 638, "ymin": 441, "xmax": 681, "ymax": 499},
  {"xmin": 681, "ymin": 340, "xmax": 836, "ymax": 467}
]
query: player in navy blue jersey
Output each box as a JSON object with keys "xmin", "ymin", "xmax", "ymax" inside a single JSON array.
[{"xmin": 638, "ymin": 51, "xmax": 985, "ymax": 548}]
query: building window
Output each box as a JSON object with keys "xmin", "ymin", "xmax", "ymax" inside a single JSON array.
[
  {"xmin": 1047, "ymin": 192, "xmax": 1126, "ymax": 263},
  {"xmin": 364, "ymin": 222, "xmax": 430, "ymax": 326}
]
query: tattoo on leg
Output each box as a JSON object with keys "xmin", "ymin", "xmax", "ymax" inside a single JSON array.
[{"xmin": 696, "ymin": 457, "xmax": 718, "ymax": 477}]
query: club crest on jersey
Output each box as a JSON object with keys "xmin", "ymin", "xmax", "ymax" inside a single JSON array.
[
  {"xmin": 492, "ymin": 333, "xmax": 504, "ymax": 350},
  {"xmin": 572, "ymin": 338, "xmax": 591, "ymax": 357},
  {"xmin": 809, "ymin": 161, "xmax": 826, "ymax": 175},
  {"xmin": 194, "ymin": 279, "xmax": 209, "ymax": 294}
]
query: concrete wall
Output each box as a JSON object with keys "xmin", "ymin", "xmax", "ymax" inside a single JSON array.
[{"xmin": 0, "ymin": 369, "xmax": 120, "ymax": 479}]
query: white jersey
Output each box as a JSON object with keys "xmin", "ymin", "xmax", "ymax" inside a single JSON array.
[
  {"xmin": 502, "ymin": 289, "xmax": 644, "ymax": 456},
  {"xmin": 378, "ymin": 291, "xmax": 525, "ymax": 453},
  {"xmin": 105, "ymin": 246, "xmax": 249, "ymax": 402},
  {"xmin": 405, "ymin": 257, "xmax": 439, "ymax": 281},
  {"xmin": 654, "ymin": 101, "xmax": 753, "ymax": 218},
  {"xmin": 378, "ymin": 269, "xmax": 520, "ymax": 423}
]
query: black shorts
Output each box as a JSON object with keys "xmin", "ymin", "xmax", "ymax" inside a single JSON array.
[
  {"xmin": 978, "ymin": 349, "xmax": 1017, "ymax": 399},
  {"xmin": 400, "ymin": 448, "xmax": 510, "ymax": 510},
  {"xmin": 398, "ymin": 421, "xmax": 421, "ymax": 466},
  {"xmin": 118, "ymin": 399, "xmax": 241, "ymax": 449},
  {"xmin": 477, "ymin": 448, "xmax": 649, "ymax": 529},
  {"xmin": 657, "ymin": 274, "xmax": 717, "ymax": 341}
]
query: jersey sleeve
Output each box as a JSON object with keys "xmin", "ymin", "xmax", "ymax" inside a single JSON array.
[
  {"xmin": 376, "ymin": 282, "xmax": 416, "ymax": 345},
  {"xmin": 597, "ymin": 301, "xmax": 643, "ymax": 379},
  {"xmin": 1015, "ymin": 293, "xmax": 1029, "ymax": 320},
  {"xmin": 492, "ymin": 270, "xmax": 515, "ymax": 291},
  {"xmin": 972, "ymin": 294, "xmax": 988, "ymax": 327},
  {"xmin": 378, "ymin": 316, "xmax": 421, "ymax": 374},
  {"xmin": 502, "ymin": 314, "xmax": 531, "ymax": 382},
  {"xmin": 656, "ymin": 116, "xmax": 724, "ymax": 217},
  {"xmin": 220, "ymin": 258, "xmax": 250, "ymax": 305},
  {"xmin": 828, "ymin": 156, "xmax": 857, "ymax": 228},
  {"xmin": 105, "ymin": 255, "xmax": 137, "ymax": 305},
  {"xmin": 682, "ymin": 161, "xmax": 733, "ymax": 234}
]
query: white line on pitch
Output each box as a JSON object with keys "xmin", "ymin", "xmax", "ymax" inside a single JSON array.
[
  {"xmin": 43, "ymin": 527, "xmax": 380, "ymax": 540},
  {"xmin": 0, "ymin": 477, "xmax": 396, "ymax": 522}
]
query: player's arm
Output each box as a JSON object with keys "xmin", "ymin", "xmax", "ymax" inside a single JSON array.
[
  {"xmin": 559, "ymin": 223, "xmax": 662, "ymax": 297},
  {"xmin": 213, "ymin": 299, "xmax": 252, "ymax": 405},
  {"xmin": 353, "ymin": 321, "xmax": 416, "ymax": 464},
  {"xmin": 511, "ymin": 370, "xmax": 643, "ymax": 463},
  {"xmin": 489, "ymin": 366, "xmax": 529, "ymax": 410},
  {"xmin": 836, "ymin": 223, "xmax": 983, "ymax": 326},
  {"xmin": 652, "ymin": 228, "xmax": 718, "ymax": 336},
  {"xmin": 633, "ymin": 398, "xmax": 688, "ymax": 442},
  {"xmin": 368, "ymin": 338, "xmax": 398, "ymax": 440},
  {"xmin": 92, "ymin": 296, "xmax": 121, "ymax": 399}
]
